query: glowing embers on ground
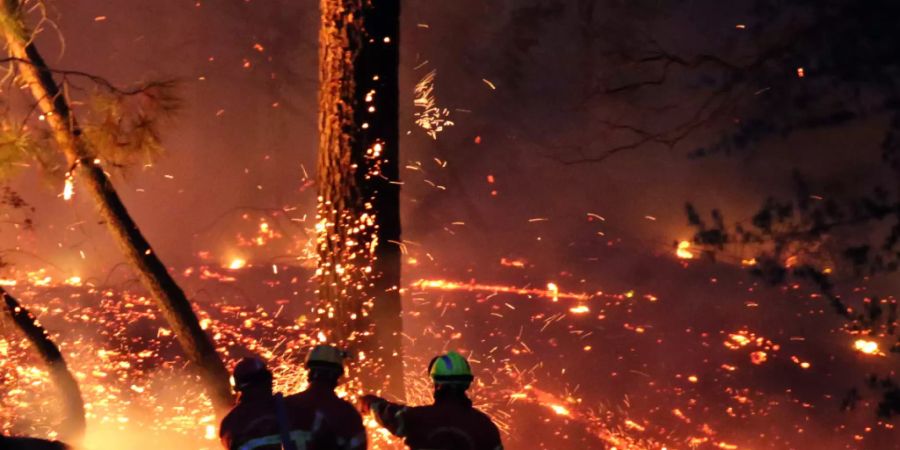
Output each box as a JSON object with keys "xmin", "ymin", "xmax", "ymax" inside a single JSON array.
[
  {"xmin": 506, "ymin": 385, "xmax": 662, "ymax": 450},
  {"xmin": 0, "ymin": 285, "xmax": 325, "ymax": 449},
  {"xmin": 0, "ymin": 284, "xmax": 644, "ymax": 450},
  {"xmin": 0, "ymin": 267, "xmax": 678, "ymax": 450},
  {"xmin": 723, "ymin": 329, "xmax": 778, "ymax": 365}
]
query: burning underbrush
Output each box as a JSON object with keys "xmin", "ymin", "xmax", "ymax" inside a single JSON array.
[
  {"xmin": 0, "ymin": 252, "xmax": 897, "ymax": 449},
  {"xmin": 0, "ymin": 276, "xmax": 317, "ymax": 448}
]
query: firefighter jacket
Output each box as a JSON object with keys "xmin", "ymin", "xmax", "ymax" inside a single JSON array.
[
  {"xmin": 220, "ymin": 384, "xmax": 366, "ymax": 450},
  {"xmin": 367, "ymin": 393, "xmax": 503, "ymax": 450}
]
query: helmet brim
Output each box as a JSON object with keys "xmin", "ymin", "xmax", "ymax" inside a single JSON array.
[{"xmin": 431, "ymin": 374, "xmax": 474, "ymax": 384}]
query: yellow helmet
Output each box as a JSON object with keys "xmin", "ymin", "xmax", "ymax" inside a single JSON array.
[
  {"xmin": 428, "ymin": 351, "xmax": 474, "ymax": 384},
  {"xmin": 305, "ymin": 344, "xmax": 346, "ymax": 371}
]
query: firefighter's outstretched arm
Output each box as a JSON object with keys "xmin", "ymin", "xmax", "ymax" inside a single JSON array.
[{"xmin": 360, "ymin": 394, "xmax": 409, "ymax": 437}]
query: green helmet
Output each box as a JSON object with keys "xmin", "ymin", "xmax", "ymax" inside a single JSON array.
[{"xmin": 428, "ymin": 351, "xmax": 474, "ymax": 384}]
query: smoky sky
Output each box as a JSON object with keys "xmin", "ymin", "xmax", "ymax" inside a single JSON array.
[{"xmin": 1, "ymin": 0, "xmax": 890, "ymax": 280}]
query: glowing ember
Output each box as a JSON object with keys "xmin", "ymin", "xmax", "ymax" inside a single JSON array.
[
  {"xmin": 546, "ymin": 282, "xmax": 560, "ymax": 302},
  {"xmin": 499, "ymin": 257, "xmax": 526, "ymax": 268},
  {"xmin": 226, "ymin": 258, "xmax": 247, "ymax": 270},
  {"xmin": 569, "ymin": 305, "xmax": 590, "ymax": 314},
  {"xmin": 675, "ymin": 240, "xmax": 694, "ymax": 259},
  {"xmin": 548, "ymin": 404, "xmax": 570, "ymax": 416},
  {"xmin": 62, "ymin": 175, "xmax": 75, "ymax": 201},
  {"xmin": 853, "ymin": 339, "xmax": 880, "ymax": 355},
  {"xmin": 750, "ymin": 351, "xmax": 768, "ymax": 365}
]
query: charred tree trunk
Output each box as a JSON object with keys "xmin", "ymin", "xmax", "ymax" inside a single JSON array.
[
  {"xmin": 1, "ymin": 287, "xmax": 84, "ymax": 442},
  {"xmin": 317, "ymin": 0, "xmax": 404, "ymax": 397},
  {"xmin": 0, "ymin": 2, "xmax": 234, "ymax": 413}
]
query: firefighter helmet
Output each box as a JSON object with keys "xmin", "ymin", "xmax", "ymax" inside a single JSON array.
[
  {"xmin": 305, "ymin": 344, "xmax": 346, "ymax": 371},
  {"xmin": 428, "ymin": 351, "xmax": 474, "ymax": 384},
  {"xmin": 232, "ymin": 356, "xmax": 272, "ymax": 391}
]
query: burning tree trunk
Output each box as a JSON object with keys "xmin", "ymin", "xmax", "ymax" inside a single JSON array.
[
  {"xmin": 317, "ymin": 0, "xmax": 404, "ymax": 397},
  {"xmin": 0, "ymin": 2, "xmax": 234, "ymax": 413},
  {"xmin": 1, "ymin": 287, "xmax": 84, "ymax": 442}
]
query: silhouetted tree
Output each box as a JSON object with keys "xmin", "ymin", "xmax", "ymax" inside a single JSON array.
[
  {"xmin": 317, "ymin": 0, "xmax": 404, "ymax": 397},
  {"xmin": 0, "ymin": 1, "xmax": 233, "ymax": 413}
]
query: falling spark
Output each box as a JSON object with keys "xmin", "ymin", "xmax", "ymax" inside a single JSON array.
[
  {"xmin": 414, "ymin": 70, "xmax": 454, "ymax": 139},
  {"xmin": 624, "ymin": 420, "xmax": 646, "ymax": 432}
]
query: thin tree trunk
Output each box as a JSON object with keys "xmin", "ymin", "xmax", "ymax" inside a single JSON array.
[
  {"xmin": 1, "ymin": 287, "xmax": 84, "ymax": 442},
  {"xmin": 0, "ymin": 2, "xmax": 234, "ymax": 413},
  {"xmin": 318, "ymin": 0, "xmax": 404, "ymax": 397}
]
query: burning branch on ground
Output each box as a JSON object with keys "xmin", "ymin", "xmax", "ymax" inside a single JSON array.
[{"xmin": 1, "ymin": 287, "xmax": 84, "ymax": 442}]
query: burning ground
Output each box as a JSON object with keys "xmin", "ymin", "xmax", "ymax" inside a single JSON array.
[{"xmin": 1, "ymin": 232, "xmax": 897, "ymax": 449}]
